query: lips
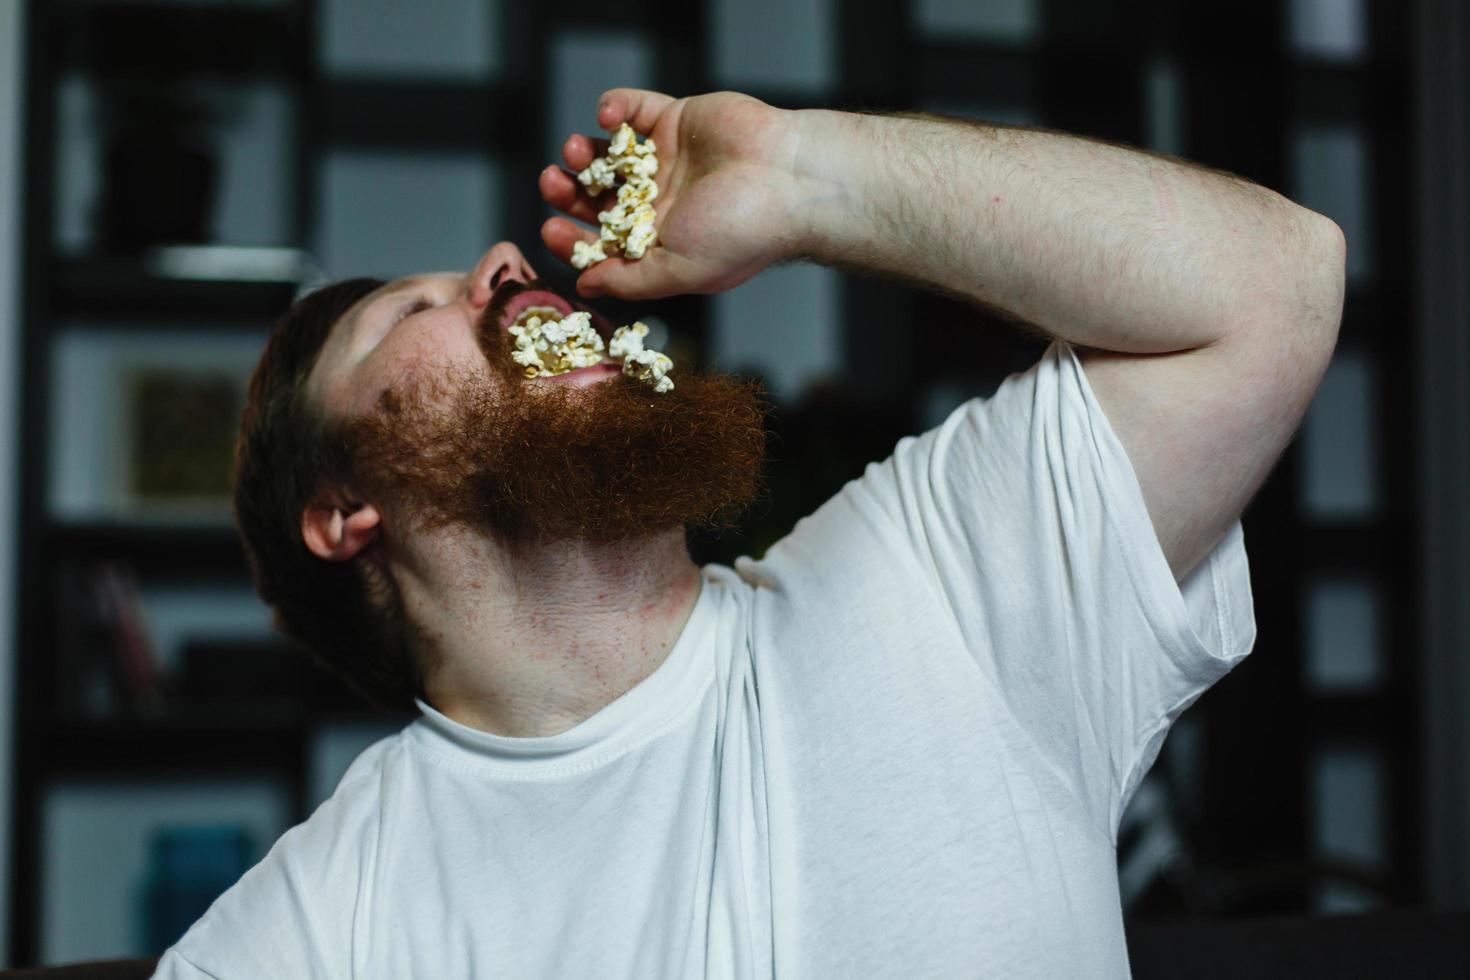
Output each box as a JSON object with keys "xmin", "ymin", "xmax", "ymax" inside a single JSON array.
[
  {"xmin": 499, "ymin": 289, "xmax": 574, "ymax": 330},
  {"xmin": 532, "ymin": 361, "xmax": 623, "ymax": 386}
]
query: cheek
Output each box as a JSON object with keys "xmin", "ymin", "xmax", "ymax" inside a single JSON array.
[{"xmin": 352, "ymin": 321, "xmax": 490, "ymax": 413}]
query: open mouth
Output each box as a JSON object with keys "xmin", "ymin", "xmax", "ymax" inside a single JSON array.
[
  {"xmin": 506, "ymin": 300, "xmax": 616, "ymax": 380},
  {"xmin": 485, "ymin": 281, "xmax": 674, "ymax": 393}
]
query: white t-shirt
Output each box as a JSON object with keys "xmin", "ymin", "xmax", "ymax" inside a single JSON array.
[{"xmin": 153, "ymin": 341, "xmax": 1255, "ymax": 979}]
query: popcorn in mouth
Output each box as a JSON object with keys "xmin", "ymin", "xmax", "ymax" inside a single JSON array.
[
  {"xmin": 508, "ymin": 306, "xmax": 605, "ymax": 378},
  {"xmin": 508, "ymin": 306, "xmax": 675, "ymax": 393}
]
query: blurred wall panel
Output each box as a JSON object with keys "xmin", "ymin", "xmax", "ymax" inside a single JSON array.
[
  {"xmin": 912, "ymin": 0, "xmax": 1038, "ymax": 43},
  {"xmin": 0, "ymin": 0, "xmax": 23, "ymax": 964},
  {"xmin": 1305, "ymin": 575, "xmax": 1382, "ymax": 692},
  {"xmin": 710, "ymin": 264, "xmax": 840, "ymax": 404},
  {"xmin": 319, "ymin": 0, "xmax": 501, "ymax": 81},
  {"xmin": 1299, "ymin": 346, "xmax": 1379, "ymax": 520},
  {"xmin": 1289, "ymin": 0, "xmax": 1368, "ymax": 61},
  {"xmin": 711, "ymin": 0, "xmax": 834, "ymax": 94},
  {"xmin": 205, "ymin": 81, "xmax": 294, "ymax": 247},
  {"xmin": 52, "ymin": 74, "xmax": 96, "ymax": 257},
  {"xmin": 315, "ymin": 150, "xmax": 502, "ymax": 281},
  {"xmin": 1311, "ymin": 746, "xmax": 1385, "ymax": 912},
  {"xmin": 1143, "ymin": 54, "xmax": 1185, "ymax": 157},
  {"xmin": 548, "ymin": 31, "xmax": 653, "ymax": 172}
]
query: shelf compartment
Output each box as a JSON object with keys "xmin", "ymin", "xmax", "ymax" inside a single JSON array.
[
  {"xmin": 52, "ymin": 2, "xmax": 300, "ymax": 79},
  {"xmin": 51, "ymin": 254, "xmax": 304, "ymax": 322},
  {"xmin": 48, "ymin": 521, "xmax": 248, "ymax": 574}
]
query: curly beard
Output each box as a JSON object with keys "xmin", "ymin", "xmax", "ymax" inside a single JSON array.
[{"xmin": 333, "ymin": 282, "xmax": 771, "ymax": 545}]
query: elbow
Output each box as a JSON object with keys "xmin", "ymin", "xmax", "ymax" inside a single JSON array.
[{"xmin": 1301, "ymin": 214, "xmax": 1347, "ymax": 360}]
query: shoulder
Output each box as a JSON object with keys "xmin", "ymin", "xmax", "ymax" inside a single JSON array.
[
  {"xmin": 291, "ymin": 731, "xmax": 402, "ymax": 863},
  {"xmin": 164, "ymin": 733, "xmax": 404, "ymax": 972}
]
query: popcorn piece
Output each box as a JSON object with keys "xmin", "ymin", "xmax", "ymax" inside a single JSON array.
[
  {"xmin": 608, "ymin": 321, "xmax": 647, "ymax": 359},
  {"xmin": 624, "ymin": 216, "xmax": 658, "ymax": 259},
  {"xmin": 571, "ymin": 239, "xmax": 606, "ymax": 270},
  {"xmin": 576, "ymin": 157, "xmax": 617, "ymax": 192},
  {"xmin": 610, "ymin": 322, "xmax": 674, "ymax": 393},
  {"xmin": 572, "ymin": 122, "xmax": 660, "ymax": 268}
]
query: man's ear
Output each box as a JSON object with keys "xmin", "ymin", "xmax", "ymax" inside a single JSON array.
[{"xmin": 301, "ymin": 492, "xmax": 382, "ymax": 562}]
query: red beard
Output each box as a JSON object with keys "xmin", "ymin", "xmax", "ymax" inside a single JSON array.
[{"xmin": 334, "ymin": 282, "xmax": 771, "ymax": 546}]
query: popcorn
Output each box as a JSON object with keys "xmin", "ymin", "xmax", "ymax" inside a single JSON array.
[
  {"xmin": 570, "ymin": 239, "xmax": 605, "ymax": 270},
  {"xmin": 574, "ymin": 122, "xmax": 660, "ymax": 267},
  {"xmin": 624, "ymin": 219, "xmax": 658, "ymax": 260},
  {"xmin": 508, "ymin": 309, "xmax": 605, "ymax": 378},
  {"xmin": 610, "ymin": 322, "xmax": 674, "ymax": 393},
  {"xmin": 576, "ymin": 157, "xmax": 617, "ymax": 192},
  {"xmin": 507, "ymin": 309, "xmax": 675, "ymax": 394},
  {"xmin": 607, "ymin": 321, "xmax": 646, "ymax": 359}
]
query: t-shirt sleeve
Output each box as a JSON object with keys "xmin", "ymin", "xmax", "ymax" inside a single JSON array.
[
  {"xmin": 149, "ymin": 773, "xmax": 377, "ymax": 980},
  {"xmin": 796, "ymin": 339, "xmax": 1255, "ymax": 834},
  {"xmin": 150, "ymin": 950, "xmax": 221, "ymax": 979}
]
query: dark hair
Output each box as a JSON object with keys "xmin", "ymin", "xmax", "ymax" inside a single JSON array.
[{"xmin": 233, "ymin": 277, "xmax": 424, "ymax": 712}]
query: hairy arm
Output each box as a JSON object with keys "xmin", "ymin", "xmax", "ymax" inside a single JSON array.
[
  {"xmin": 785, "ymin": 109, "xmax": 1345, "ymax": 579},
  {"xmin": 543, "ymin": 92, "xmax": 1347, "ymax": 579}
]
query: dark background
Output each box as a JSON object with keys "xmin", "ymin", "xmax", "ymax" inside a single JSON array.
[{"xmin": 1, "ymin": 0, "xmax": 1467, "ymax": 967}]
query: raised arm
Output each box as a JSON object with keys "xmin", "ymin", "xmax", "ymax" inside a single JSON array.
[{"xmin": 541, "ymin": 89, "xmax": 1346, "ymax": 580}]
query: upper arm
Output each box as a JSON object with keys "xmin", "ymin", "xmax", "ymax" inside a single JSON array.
[{"xmin": 1078, "ymin": 214, "xmax": 1346, "ymax": 581}]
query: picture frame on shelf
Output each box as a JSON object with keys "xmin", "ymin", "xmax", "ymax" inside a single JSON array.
[
  {"xmin": 123, "ymin": 365, "xmax": 242, "ymax": 516},
  {"xmin": 49, "ymin": 326, "xmax": 266, "ymax": 526}
]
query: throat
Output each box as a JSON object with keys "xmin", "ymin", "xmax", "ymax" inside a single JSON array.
[{"xmin": 409, "ymin": 530, "xmax": 703, "ymax": 739}]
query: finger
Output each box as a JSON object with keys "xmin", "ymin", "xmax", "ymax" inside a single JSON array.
[
  {"xmin": 597, "ymin": 88, "xmax": 675, "ymax": 135},
  {"xmin": 575, "ymin": 248, "xmax": 699, "ymax": 303},
  {"xmin": 538, "ymin": 166, "xmax": 606, "ymax": 226},
  {"xmin": 540, "ymin": 215, "xmax": 599, "ymax": 264},
  {"xmin": 562, "ymin": 133, "xmax": 610, "ymax": 173}
]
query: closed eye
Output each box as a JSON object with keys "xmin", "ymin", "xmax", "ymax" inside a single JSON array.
[{"xmin": 391, "ymin": 297, "xmax": 433, "ymax": 326}]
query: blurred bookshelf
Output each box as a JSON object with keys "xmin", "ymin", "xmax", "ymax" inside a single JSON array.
[
  {"xmin": 7, "ymin": 0, "xmax": 1425, "ymax": 967},
  {"xmin": 14, "ymin": 0, "xmax": 411, "ymax": 965}
]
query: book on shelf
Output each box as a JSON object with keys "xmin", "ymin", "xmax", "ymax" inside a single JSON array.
[{"xmin": 55, "ymin": 560, "xmax": 166, "ymax": 717}]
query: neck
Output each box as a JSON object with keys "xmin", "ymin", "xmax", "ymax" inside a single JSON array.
[{"xmin": 390, "ymin": 524, "xmax": 702, "ymax": 738}]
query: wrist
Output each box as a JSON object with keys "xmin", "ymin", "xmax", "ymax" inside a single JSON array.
[{"xmin": 784, "ymin": 108, "xmax": 879, "ymax": 262}]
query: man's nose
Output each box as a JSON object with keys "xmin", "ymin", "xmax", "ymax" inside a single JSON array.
[{"xmin": 467, "ymin": 242, "xmax": 537, "ymax": 308}]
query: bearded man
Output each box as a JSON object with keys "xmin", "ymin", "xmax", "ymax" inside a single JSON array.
[{"xmin": 152, "ymin": 87, "xmax": 1344, "ymax": 979}]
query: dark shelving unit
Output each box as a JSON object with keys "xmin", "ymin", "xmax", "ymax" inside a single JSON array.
[{"xmin": 10, "ymin": 0, "xmax": 390, "ymax": 964}]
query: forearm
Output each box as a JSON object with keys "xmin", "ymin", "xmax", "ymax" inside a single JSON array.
[{"xmin": 787, "ymin": 108, "xmax": 1340, "ymax": 354}]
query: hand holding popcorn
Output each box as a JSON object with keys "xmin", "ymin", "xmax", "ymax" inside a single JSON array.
[{"xmin": 540, "ymin": 88, "xmax": 805, "ymax": 301}]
